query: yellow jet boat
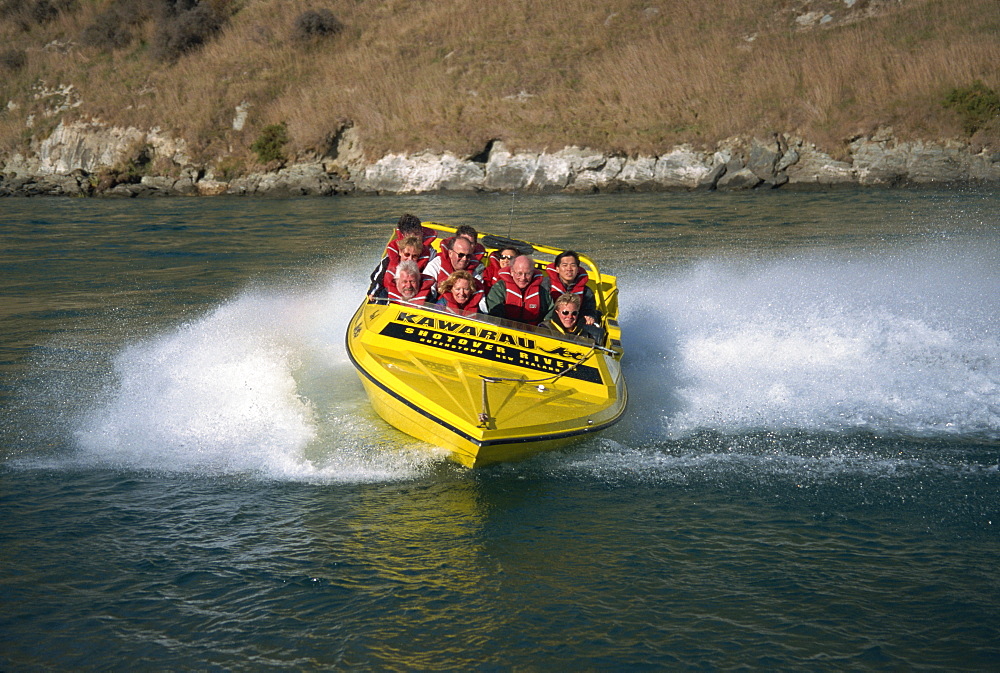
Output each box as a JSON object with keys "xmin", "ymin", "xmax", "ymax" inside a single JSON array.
[{"xmin": 346, "ymin": 223, "xmax": 627, "ymax": 468}]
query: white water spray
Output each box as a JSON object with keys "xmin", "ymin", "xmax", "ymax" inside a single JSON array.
[
  {"xmin": 619, "ymin": 240, "xmax": 1000, "ymax": 440},
  {"xmin": 74, "ymin": 271, "xmax": 439, "ymax": 481},
  {"xmin": 69, "ymin": 236, "xmax": 998, "ymax": 481}
]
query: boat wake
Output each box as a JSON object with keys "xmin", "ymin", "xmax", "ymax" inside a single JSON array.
[
  {"xmin": 67, "ymin": 268, "xmax": 445, "ymax": 482},
  {"xmin": 11, "ymin": 236, "xmax": 998, "ymax": 482},
  {"xmin": 618, "ymin": 240, "xmax": 1000, "ymax": 444}
]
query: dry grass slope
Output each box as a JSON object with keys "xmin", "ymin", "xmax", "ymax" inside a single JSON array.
[{"xmin": 1, "ymin": 0, "xmax": 998, "ymax": 170}]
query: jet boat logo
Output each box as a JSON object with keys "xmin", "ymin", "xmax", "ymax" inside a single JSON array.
[
  {"xmin": 540, "ymin": 346, "xmax": 584, "ymax": 360},
  {"xmin": 394, "ymin": 311, "xmax": 538, "ymax": 349},
  {"xmin": 380, "ymin": 311, "xmax": 601, "ymax": 384}
]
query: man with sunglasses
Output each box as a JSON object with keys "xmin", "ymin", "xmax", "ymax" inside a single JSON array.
[{"xmin": 424, "ymin": 235, "xmax": 484, "ymax": 287}]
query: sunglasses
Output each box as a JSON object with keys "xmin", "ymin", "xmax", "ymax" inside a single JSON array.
[
  {"xmin": 499, "ymin": 254, "xmax": 515, "ymax": 260},
  {"xmin": 559, "ymin": 310, "xmax": 579, "ymax": 316},
  {"xmin": 455, "ymin": 252, "xmax": 471, "ymax": 259}
]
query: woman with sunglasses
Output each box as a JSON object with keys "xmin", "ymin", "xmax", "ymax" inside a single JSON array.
[
  {"xmin": 481, "ymin": 245, "xmax": 520, "ymax": 292},
  {"xmin": 381, "ymin": 235, "xmax": 433, "ymax": 290},
  {"xmin": 367, "ymin": 214, "xmax": 437, "ymax": 299},
  {"xmin": 543, "ymin": 293, "xmax": 600, "ymax": 341}
]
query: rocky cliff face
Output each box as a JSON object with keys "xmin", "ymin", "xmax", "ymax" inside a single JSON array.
[{"xmin": 2, "ymin": 121, "xmax": 999, "ymax": 197}]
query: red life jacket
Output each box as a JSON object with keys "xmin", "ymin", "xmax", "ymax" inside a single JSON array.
[
  {"xmin": 383, "ymin": 252, "xmax": 431, "ymax": 289},
  {"xmin": 386, "ymin": 277, "xmax": 435, "ymax": 304},
  {"xmin": 386, "ymin": 238, "xmax": 434, "ymax": 273},
  {"xmin": 436, "ymin": 289, "xmax": 484, "ymax": 316},
  {"xmin": 397, "ymin": 225, "xmax": 437, "ymax": 246},
  {"xmin": 481, "ymin": 254, "xmax": 503, "ymax": 291},
  {"xmin": 545, "ymin": 263, "xmax": 590, "ymax": 301},
  {"xmin": 428, "ymin": 248, "xmax": 459, "ymax": 286},
  {"xmin": 497, "ymin": 268, "xmax": 546, "ymax": 325}
]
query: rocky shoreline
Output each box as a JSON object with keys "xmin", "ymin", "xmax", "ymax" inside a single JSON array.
[{"xmin": 2, "ymin": 121, "xmax": 999, "ymax": 197}]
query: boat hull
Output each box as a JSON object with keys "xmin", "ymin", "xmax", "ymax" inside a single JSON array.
[{"xmin": 346, "ymin": 301, "xmax": 626, "ymax": 468}]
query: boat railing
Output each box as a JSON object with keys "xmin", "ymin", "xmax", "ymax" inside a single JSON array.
[{"xmin": 475, "ymin": 338, "xmax": 617, "ymax": 428}]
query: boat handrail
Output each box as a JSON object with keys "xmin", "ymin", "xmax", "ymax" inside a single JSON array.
[{"xmin": 475, "ymin": 341, "xmax": 605, "ymax": 427}]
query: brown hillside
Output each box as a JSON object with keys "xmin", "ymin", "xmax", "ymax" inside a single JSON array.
[{"xmin": 1, "ymin": 0, "xmax": 998, "ymax": 169}]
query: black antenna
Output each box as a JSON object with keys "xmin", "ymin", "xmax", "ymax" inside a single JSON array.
[{"xmin": 507, "ymin": 191, "xmax": 515, "ymax": 238}]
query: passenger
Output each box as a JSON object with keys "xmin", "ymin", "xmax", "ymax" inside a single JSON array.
[
  {"xmin": 435, "ymin": 270, "xmax": 483, "ymax": 316},
  {"xmin": 395, "ymin": 213, "xmax": 437, "ymax": 247},
  {"xmin": 386, "ymin": 260, "xmax": 435, "ymax": 304},
  {"xmin": 542, "ymin": 293, "xmax": 601, "ymax": 342},
  {"xmin": 481, "ymin": 244, "xmax": 520, "ymax": 291},
  {"xmin": 386, "ymin": 216, "xmax": 436, "ymax": 267},
  {"xmin": 440, "ymin": 224, "xmax": 487, "ymax": 265},
  {"xmin": 383, "ymin": 235, "xmax": 431, "ymax": 289},
  {"xmin": 456, "ymin": 224, "xmax": 488, "ymax": 264},
  {"xmin": 484, "ymin": 254, "xmax": 553, "ymax": 325},
  {"xmin": 399, "ymin": 235, "xmax": 432, "ymax": 269},
  {"xmin": 367, "ymin": 214, "xmax": 436, "ymax": 299},
  {"xmin": 545, "ymin": 250, "xmax": 600, "ymax": 326},
  {"xmin": 423, "ymin": 235, "xmax": 484, "ymax": 287}
]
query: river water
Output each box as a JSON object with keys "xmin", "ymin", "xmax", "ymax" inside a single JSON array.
[{"xmin": 1, "ymin": 190, "xmax": 998, "ymax": 670}]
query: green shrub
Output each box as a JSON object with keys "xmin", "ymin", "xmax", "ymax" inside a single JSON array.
[
  {"xmin": 292, "ymin": 9, "xmax": 342, "ymax": 41},
  {"xmin": 152, "ymin": 2, "xmax": 226, "ymax": 62},
  {"xmin": 0, "ymin": 48, "xmax": 27, "ymax": 70},
  {"xmin": 215, "ymin": 155, "xmax": 246, "ymax": 181},
  {"xmin": 81, "ymin": 10, "xmax": 134, "ymax": 50},
  {"xmin": 250, "ymin": 122, "xmax": 289, "ymax": 164},
  {"xmin": 943, "ymin": 80, "xmax": 1000, "ymax": 135}
]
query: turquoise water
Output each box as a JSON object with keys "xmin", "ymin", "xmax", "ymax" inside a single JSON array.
[{"xmin": 2, "ymin": 191, "xmax": 999, "ymax": 670}]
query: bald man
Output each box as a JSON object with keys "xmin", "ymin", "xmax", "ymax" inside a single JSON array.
[{"xmin": 484, "ymin": 255, "xmax": 553, "ymax": 325}]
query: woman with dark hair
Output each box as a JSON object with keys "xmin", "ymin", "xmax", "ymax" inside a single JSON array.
[{"xmin": 481, "ymin": 245, "xmax": 520, "ymax": 291}]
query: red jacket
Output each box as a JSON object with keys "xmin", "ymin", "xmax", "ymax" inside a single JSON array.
[
  {"xmin": 545, "ymin": 264, "xmax": 590, "ymax": 300},
  {"xmin": 488, "ymin": 268, "xmax": 549, "ymax": 324},
  {"xmin": 367, "ymin": 226, "xmax": 437, "ymax": 298},
  {"xmin": 481, "ymin": 254, "xmax": 504, "ymax": 291},
  {"xmin": 399, "ymin": 225, "xmax": 437, "ymax": 246},
  {"xmin": 545, "ymin": 263, "xmax": 601, "ymax": 321},
  {"xmin": 383, "ymin": 253, "xmax": 432, "ymax": 290},
  {"xmin": 386, "ymin": 277, "xmax": 435, "ymax": 304},
  {"xmin": 436, "ymin": 289, "xmax": 484, "ymax": 316},
  {"xmin": 386, "ymin": 238, "xmax": 435, "ymax": 275}
]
